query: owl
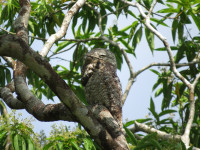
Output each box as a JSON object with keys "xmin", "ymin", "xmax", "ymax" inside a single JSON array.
[{"xmin": 81, "ymin": 48, "xmax": 122, "ymax": 128}]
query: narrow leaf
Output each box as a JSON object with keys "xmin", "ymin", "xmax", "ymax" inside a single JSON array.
[
  {"xmin": 159, "ymin": 109, "xmax": 177, "ymax": 117},
  {"xmin": 124, "ymin": 126, "xmax": 138, "ymax": 145}
]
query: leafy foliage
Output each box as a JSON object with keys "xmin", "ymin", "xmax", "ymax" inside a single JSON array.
[{"xmin": 1, "ymin": 0, "xmax": 200, "ymax": 149}]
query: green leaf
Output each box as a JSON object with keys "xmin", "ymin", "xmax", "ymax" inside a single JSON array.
[
  {"xmin": 145, "ymin": 27, "xmax": 154, "ymax": 52},
  {"xmin": 54, "ymin": 41, "xmax": 72, "ymax": 53},
  {"xmin": 71, "ymin": 140, "xmax": 80, "ymax": 150},
  {"xmin": 100, "ymin": 7, "xmax": 107, "ymax": 31},
  {"xmin": 123, "ymin": 120, "xmax": 135, "ymax": 127},
  {"xmin": 56, "ymin": 142, "xmax": 63, "ymax": 150},
  {"xmin": 137, "ymin": 133, "xmax": 157, "ymax": 147},
  {"xmin": 0, "ymin": 68, "xmax": 5, "ymax": 86},
  {"xmin": 88, "ymin": 15, "xmax": 96, "ymax": 33},
  {"xmin": 21, "ymin": 137, "xmax": 26, "ymax": 150},
  {"xmin": 149, "ymin": 139, "xmax": 162, "ymax": 150},
  {"xmin": 166, "ymin": 0, "xmax": 183, "ymax": 5},
  {"xmin": 149, "ymin": 98, "xmax": 159, "ymax": 122},
  {"xmin": 157, "ymin": 0, "xmax": 164, "ymax": 4},
  {"xmin": 178, "ymin": 20, "xmax": 184, "ymax": 41},
  {"xmin": 150, "ymin": 18, "xmax": 169, "ymax": 27},
  {"xmin": 124, "ymin": 126, "xmax": 138, "ymax": 145},
  {"xmin": 0, "ymin": 131, "xmax": 7, "ymax": 142},
  {"xmin": 174, "ymin": 44, "xmax": 185, "ymax": 63},
  {"xmin": 5, "ymin": 68, "xmax": 11, "ymax": 83},
  {"xmin": 82, "ymin": 17, "xmax": 87, "ymax": 33},
  {"xmin": 172, "ymin": 19, "xmax": 178, "ymax": 43},
  {"xmin": 155, "ymin": 88, "xmax": 163, "ymax": 97},
  {"xmin": 189, "ymin": 9, "xmax": 200, "ymax": 31},
  {"xmin": 143, "ymin": 0, "xmax": 153, "ymax": 10},
  {"xmin": 150, "ymin": 98, "xmax": 155, "ymax": 113},
  {"xmin": 128, "ymin": 21, "xmax": 139, "ymax": 43},
  {"xmin": 156, "ymin": 8, "xmax": 179, "ymax": 13},
  {"xmin": 27, "ymin": 138, "xmax": 35, "ymax": 150},
  {"xmin": 127, "ymin": 10, "xmax": 139, "ymax": 20},
  {"xmin": 83, "ymin": 138, "xmax": 95, "ymax": 150},
  {"xmin": 14, "ymin": 134, "xmax": 20, "ymax": 150},
  {"xmin": 132, "ymin": 26, "xmax": 142, "ymax": 49},
  {"xmin": 43, "ymin": 142, "xmax": 54, "ymax": 150},
  {"xmin": 180, "ymin": 12, "xmax": 191, "ymax": 24},
  {"xmin": 120, "ymin": 23, "xmax": 135, "ymax": 32},
  {"xmin": 118, "ymin": 38, "xmax": 132, "ymax": 51},
  {"xmin": 136, "ymin": 118, "xmax": 152, "ymax": 123},
  {"xmin": 159, "ymin": 109, "xmax": 177, "ymax": 117},
  {"xmin": 72, "ymin": 13, "xmax": 78, "ymax": 35},
  {"xmin": 162, "ymin": 81, "xmax": 173, "ymax": 110},
  {"xmin": 136, "ymin": 26, "xmax": 142, "ymax": 44},
  {"xmin": 155, "ymin": 46, "xmax": 177, "ymax": 51},
  {"xmin": 150, "ymin": 69, "xmax": 160, "ymax": 76}
]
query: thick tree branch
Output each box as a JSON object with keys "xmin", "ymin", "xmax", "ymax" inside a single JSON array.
[
  {"xmin": 0, "ymin": 86, "xmax": 76, "ymax": 122},
  {"xmin": 0, "ymin": 87, "xmax": 24, "ymax": 109},
  {"xmin": 40, "ymin": 0, "xmax": 86, "ymax": 57}
]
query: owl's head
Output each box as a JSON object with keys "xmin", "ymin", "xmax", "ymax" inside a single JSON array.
[{"xmin": 85, "ymin": 48, "xmax": 117, "ymax": 69}]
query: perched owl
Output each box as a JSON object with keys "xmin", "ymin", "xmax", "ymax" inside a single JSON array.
[{"xmin": 81, "ymin": 48, "xmax": 122, "ymax": 128}]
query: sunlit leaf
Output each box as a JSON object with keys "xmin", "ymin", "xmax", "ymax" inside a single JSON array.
[{"xmin": 145, "ymin": 27, "xmax": 154, "ymax": 52}]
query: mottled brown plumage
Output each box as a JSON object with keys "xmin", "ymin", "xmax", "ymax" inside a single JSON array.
[{"xmin": 81, "ymin": 48, "xmax": 122, "ymax": 128}]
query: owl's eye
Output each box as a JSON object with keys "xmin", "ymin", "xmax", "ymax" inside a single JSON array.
[{"xmin": 99, "ymin": 54, "xmax": 106, "ymax": 58}]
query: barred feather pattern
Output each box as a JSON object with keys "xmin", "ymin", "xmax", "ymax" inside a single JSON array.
[{"xmin": 81, "ymin": 48, "xmax": 122, "ymax": 128}]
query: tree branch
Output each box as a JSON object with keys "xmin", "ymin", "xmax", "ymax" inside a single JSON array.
[
  {"xmin": 40, "ymin": 0, "xmax": 86, "ymax": 57},
  {"xmin": 0, "ymin": 87, "xmax": 24, "ymax": 109},
  {"xmin": 132, "ymin": 121, "xmax": 200, "ymax": 150},
  {"xmin": 135, "ymin": 61, "xmax": 200, "ymax": 77},
  {"xmin": 0, "ymin": 86, "xmax": 76, "ymax": 122},
  {"xmin": 133, "ymin": 121, "xmax": 181, "ymax": 141},
  {"xmin": 147, "ymin": 0, "xmax": 157, "ymax": 17}
]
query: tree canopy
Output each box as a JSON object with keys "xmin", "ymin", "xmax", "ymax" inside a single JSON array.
[{"xmin": 0, "ymin": 0, "xmax": 200, "ymax": 149}]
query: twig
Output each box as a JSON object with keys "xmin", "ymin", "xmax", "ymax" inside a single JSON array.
[
  {"xmin": 0, "ymin": 27, "xmax": 15, "ymax": 34},
  {"xmin": 147, "ymin": 0, "xmax": 157, "ymax": 17},
  {"xmin": 135, "ymin": 61, "xmax": 200, "ymax": 77}
]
